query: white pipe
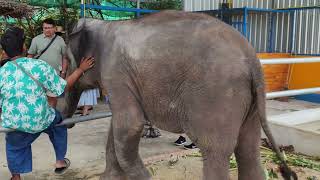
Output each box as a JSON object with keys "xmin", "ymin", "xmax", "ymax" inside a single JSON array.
[
  {"xmin": 137, "ymin": 0, "xmax": 140, "ymax": 9},
  {"xmin": 260, "ymin": 57, "xmax": 320, "ymax": 65},
  {"xmin": 82, "ymin": 0, "xmax": 86, "ymax": 18},
  {"xmin": 266, "ymin": 87, "xmax": 320, "ymax": 99}
]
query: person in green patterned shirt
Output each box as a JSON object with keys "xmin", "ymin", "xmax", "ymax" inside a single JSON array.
[{"xmin": 0, "ymin": 27, "xmax": 94, "ymax": 180}]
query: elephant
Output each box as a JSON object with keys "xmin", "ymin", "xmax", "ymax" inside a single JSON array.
[{"xmin": 63, "ymin": 10, "xmax": 297, "ymax": 180}]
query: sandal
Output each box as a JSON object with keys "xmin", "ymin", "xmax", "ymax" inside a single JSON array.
[{"xmin": 54, "ymin": 158, "xmax": 71, "ymax": 174}]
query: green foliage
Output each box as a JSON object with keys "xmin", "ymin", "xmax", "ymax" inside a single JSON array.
[
  {"xmin": 1, "ymin": 7, "xmax": 79, "ymax": 47},
  {"xmin": 264, "ymin": 167, "xmax": 279, "ymax": 180},
  {"xmin": 264, "ymin": 149, "xmax": 320, "ymax": 171},
  {"xmin": 148, "ymin": 166, "xmax": 158, "ymax": 176},
  {"xmin": 186, "ymin": 147, "xmax": 320, "ymax": 173},
  {"xmin": 1, "ymin": 0, "xmax": 182, "ymax": 47},
  {"xmin": 229, "ymin": 154, "xmax": 237, "ymax": 169},
  {"xmin": 140, "ymin": 0, "xmax": 183, "ymax": 10},
  {"xmin": 27, "ymin": 0, "xmax": 80, "ymax": 8},
  {"xmin": 307, "ymin": 176, "xmax": 318, "ymax": 180},
  {"xmin": 287, "ymin": 156, "xmax": 320, "ymax": 171}
]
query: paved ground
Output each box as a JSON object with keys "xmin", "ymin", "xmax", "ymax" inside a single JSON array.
[{"xmin": 0, "ymin": 99, "xmax": 319, "ymax": 179}]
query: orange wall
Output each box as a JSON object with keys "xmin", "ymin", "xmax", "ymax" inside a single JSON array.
[
  {"xmin": 288, "ymin": 56, "xmax": 320, "ymax": 90},
  {"xmin": 257, "ymin": 53, "xmax": 318, "ymax": 92},
  {"xmin": 257, "ymin": 53, "xmax": 291, "ymax": 92}
]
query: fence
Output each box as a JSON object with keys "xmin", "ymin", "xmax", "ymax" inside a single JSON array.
[
  {"xmin": 1, "ymin": 57, "xmax": 320, "ymax": 133},
  {"xmin": 80, "ymin": 3, "xmax": 159, "ymax": 18}
]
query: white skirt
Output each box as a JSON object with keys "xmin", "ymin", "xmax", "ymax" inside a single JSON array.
[{"xmin": 77, "ymin": 88, "xmax": 100, "ymax": 107}]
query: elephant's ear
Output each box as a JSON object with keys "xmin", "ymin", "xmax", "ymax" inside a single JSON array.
[
  {"xmin": 69, "ymin": 18, "xmax": 86, "ymax": 37},
  {"xmin": 68, "ymin": 18, "xmax": 90, "ymax": 67}
]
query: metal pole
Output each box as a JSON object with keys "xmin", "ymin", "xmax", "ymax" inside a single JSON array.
[
  {"xmin": 0, "ymin": 112, "xmax": 112, "ymax": 133},
  {"xmin": 57, "ymin": 112, "xmax": 112, "ymax": 126},
  {"xmin": 268, "ymin": 12, "xmax": 275, "ymax": 53},
  {"xmin": 137, "ymin": 0, "xmax": 140, "ymax": 9},
  {"xmin": 266, "ymin": 87, "xmax": 320, "ymax": 99},
  {"xmin": 260, "ymin": 57, "xmax": 320, "ymax": 65},
  {"xmin": 80, "ymin": 0, "xmax": 86, "ymax": 18},
  {"xmin": 289, "ymin": 11, "xmax": 296, "ymax": 53},
  {"xmin": 136, "ymin": 0, "xmax": 141, "ymax": 17},
  {"xmin": 243, "ymin": 7, "xmax": 248, "ymax": 38}
]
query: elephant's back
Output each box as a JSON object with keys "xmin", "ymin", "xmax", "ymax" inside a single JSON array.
[
  {"xmin": 110, "ymin": 10, "xmax": 258, "ymax": 95},
  {"xmin": 112, "ymin": 10, "xmax": 256, "ymax": 66}
]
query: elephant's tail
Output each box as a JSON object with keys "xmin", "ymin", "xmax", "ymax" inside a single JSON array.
[{"xmin": 252, "ymin": 59, "xmax": 298, "ymax": 180}]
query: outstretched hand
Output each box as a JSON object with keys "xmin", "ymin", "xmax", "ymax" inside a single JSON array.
[{"xmin": 79, "ymin": 56, "xmax": 95, "ymax": 72}]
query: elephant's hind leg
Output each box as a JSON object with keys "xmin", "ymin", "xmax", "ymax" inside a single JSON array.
[
  {"xmin": 186, "ymin": 116, "xmax": 237, "ymax": 180},
  {"xmin": 235, "ymin": 113, "xmax": 264, "ymax": 180},
  {"xmin": 201, "ymin": 150, "xmax": 231, "ymax": 180},
  {"xmin": 110, "ymin": 88, "xmax": 151, "ymax": 180}
]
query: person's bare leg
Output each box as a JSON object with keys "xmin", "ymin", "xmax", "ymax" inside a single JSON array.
[
  {"xmin": 11, "ymin": 174, "xmax": 21, "ymax": 180},
  {"xmin": 82, "ymin": 105, "xmax": 92, "ymax": 115},
  {"xmin": 55, "ymin": 160, "xmax": 68, "ymax": 168},
  {"xmin": 47, "ymin": 96, "xmax": 57, "ymax": 108}
]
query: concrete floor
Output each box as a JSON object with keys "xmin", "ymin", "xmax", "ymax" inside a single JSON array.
[
  {"xmin": 0, "ymin": 99, "xmax": 319, "ymax": 179},
  {"xmin": 266, "ymin": 100, "xmax": 320, "ymax": 156},
  {"xmin": 296, "ymin": 120, "xmax": 320, "ymax": 133}
]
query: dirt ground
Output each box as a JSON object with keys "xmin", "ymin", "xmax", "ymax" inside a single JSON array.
[
  {"xmin": 146, "ymin": 156, "xmax": 320, "ymax": 180},
  {"xmin": 1, "ymin": 99, "xmax": 320, "ymax": 179},
  {"xmin": 17, "ymin": 154, "xmax": 320, "ymax": 180}
]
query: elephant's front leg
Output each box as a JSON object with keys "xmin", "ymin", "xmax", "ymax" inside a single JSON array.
[
  {"xmin": 100, "ymin": 123, "xmax": 127, "ymax": 180},
  {"xmin": 111, "ymin": 90, "xmax": 151, "ymax": 180}
]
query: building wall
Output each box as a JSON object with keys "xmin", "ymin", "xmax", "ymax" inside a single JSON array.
[
  {"xmin": 184, "ymin": 0, "xmax": 319, "ymax": 11},
  {"xmin": 184, "ymin": 0, "xmax": 320, "ymax": 55}
]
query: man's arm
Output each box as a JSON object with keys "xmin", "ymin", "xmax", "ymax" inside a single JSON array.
[
  {"xmin": 27, "ymin": 37, "xmax": 37, "ymax": 58},
  {"xmin": 60, "ymin": 55, "xmax": 68, "ymax": 79},
  {"xmin": 60, "ymin": 38, "xmax": 69, "ymax": 79}
]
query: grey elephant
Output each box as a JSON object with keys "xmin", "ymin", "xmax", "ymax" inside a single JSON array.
[{"xmin": 63, "ymin": 10, "xmax": 297, "ymax": 180}]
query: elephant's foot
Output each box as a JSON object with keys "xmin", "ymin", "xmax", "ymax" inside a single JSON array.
[
  {"xmin": 128, "ymin": 167, "xmax": 151, "ymax": 180},
  {"xmin": 99, "ymin": 175, "xmax": 127, "ymax": 180},
  {"xmin": 99, "ymin": 166, "xmax": 150, "ymax": 180},
  {"xmin": 99, "ymin": 171, "xmax": 127, "ymax": 180},
  {"xmin": 99, "ymin": 171, "xmax": 151, "ymax": 180}
]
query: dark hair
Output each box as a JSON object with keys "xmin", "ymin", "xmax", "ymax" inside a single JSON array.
[
  {"xmin": 55, "ymin": 32, "xmax": 63, "ymax": 36},
  {"xmin": 0, "ymin": 59, "xmax": 11, "ymax": 67},
  {"xmin": 0, "ymin": 26, "xmax": 25, "ymax": 58},
  {"xmin": 42, "ymin": 18, "xmax": 56, "ymax": 26}
]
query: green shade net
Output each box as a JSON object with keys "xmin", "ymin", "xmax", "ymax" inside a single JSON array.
[
  {"xmin": 26, "ymin": 0, "xmax": 138, "ymax": 20},
  {"xmin": 0, "ymin": 0, "xmax": 180, "ymax": 47},
  {"xmin": 27, "ymin": 0, "xmax": 80, "ymax": 8},
  {"xmin": 26, "ymin": 0, "xmax": 181, "ymax": 20}
]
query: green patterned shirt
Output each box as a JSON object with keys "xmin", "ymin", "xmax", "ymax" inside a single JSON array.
[{"xmin": 0, "ymin": 57, "xmax": 67, "ymax": 133}]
